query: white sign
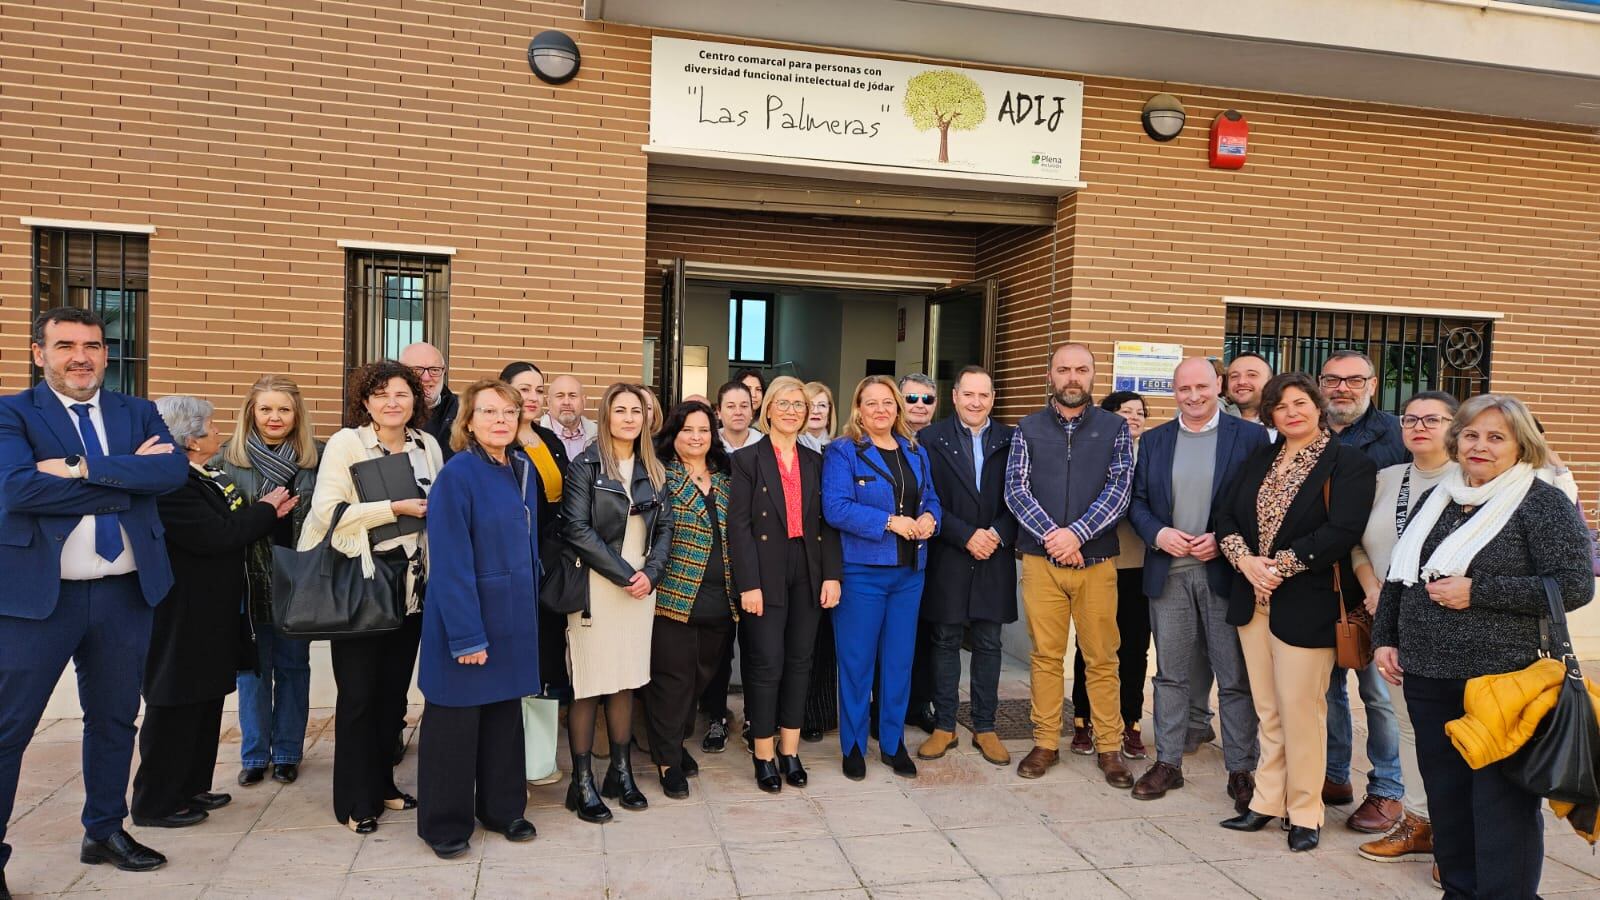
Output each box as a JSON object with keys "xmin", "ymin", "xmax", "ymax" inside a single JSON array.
[
  {"xmin": 1112, "ymin": 341, "xmax": 1184, "ymax": 397},
  {"xmin": 650, "ymin": 37, "xmax": 1083, "ymax": 184}
]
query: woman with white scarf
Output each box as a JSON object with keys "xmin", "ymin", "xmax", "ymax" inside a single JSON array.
[{"xmin": 1373, "ymin": 394, "xmax": 1593, "ymax": 900}]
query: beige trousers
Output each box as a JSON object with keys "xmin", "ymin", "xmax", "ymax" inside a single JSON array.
[
  {"xmin": 1020, "ymin": 555, "xmax": 1122, "ymax": 753},
  {"xmin": 1237, "ymin": 607, "xmax": 1335, "ymax": 828}
]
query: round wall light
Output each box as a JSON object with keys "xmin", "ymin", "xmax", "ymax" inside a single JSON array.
[
  {"xmin": 1141, "ymin": 94, "xmax": 1187, "ymax": 142},
  {"xmin": 528, "ymin": 31, "xmax": 581, "ymax": 85}
]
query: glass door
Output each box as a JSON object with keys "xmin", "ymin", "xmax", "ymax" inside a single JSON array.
[{"xmin": 924, "ymin": 278, "xmax": 998, "ymax": 391}]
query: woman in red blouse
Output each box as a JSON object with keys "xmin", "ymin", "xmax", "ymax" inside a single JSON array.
[{"xmin": 727, "ymin": 376, "xmax": 843, "ymax": 793}]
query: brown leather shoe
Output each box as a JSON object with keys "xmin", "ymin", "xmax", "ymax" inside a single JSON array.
[
  {"xmin": 1321, "ymin": 777, "xmax": 1353, "ymax": 806},
  {"xmin": 1016, "ymin": 746, "xmax": 1059, "ymax": 779},
  {"xmin": 1069, "ymin": 721, "xmax": 1094, "ymax": 756},
  {"xmin": 1357, "ymin": 812, "xmax": 1433, "ymax": 861},
  {"xmin": 1121, "ymin": 726, "xmax": 1148, "ymax": 760},
  {"xmin": 1098, "ymin": 752, "xmax": 1134, "ymax": 788},
  {"xmin": 972, "ymin": 732, "xmax": 1011, "ymax": 766},
  {"xmin": 1346, "ymin": 795, "xmax": 1403, "ymax": 834},
  {"xmin": 1226, "ymin": 770, "xmax": 1256, "ymax": 815},
  {"xmin": 1130, "ymin": 761, "xmax": 1183, "ymax": 799},
  {"xmin": 917, "ymin": 729, "xmax": 957, "ymax": 760}
]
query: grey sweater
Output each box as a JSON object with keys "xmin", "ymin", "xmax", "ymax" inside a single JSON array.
[{"xmin": 1373, "ymin": 478, "xmax": 1594, "ymax": 680}]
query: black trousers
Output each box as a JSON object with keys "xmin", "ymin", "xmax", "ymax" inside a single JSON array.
[
  {"xmin": 130, "ymin": 697, "xmax": 225, "ymax": 819},
  {"xmin": 738, "ymin": 540, "xmax": 822, "ymax": 740},
  {"xmin": 330, "ymin": 613, "xmax": 422, "ymax": 823},
  {"xmin": 1072, "ymin": 566, "xmax": 1149, "ymax": 727},
  {"xmin": 416, "ymin": 699, "xmax": 526, "ymax": 845},
  {"xmin": 803, "ymin": 610, "xmax": 839, "ymax": 733},
  {"xmin": 644, "ymin": 614, "xmax": 733, "ymax": 767},
  {"xmin": 1406, "ymin": 673, "xmax": 1543, "ymax": 899},
  {"xmin": 699, "ymin": 622, "xmax": 737, "ymax": 722}
]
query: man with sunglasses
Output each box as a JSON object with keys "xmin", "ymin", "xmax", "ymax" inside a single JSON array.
[{"xmin": 899, "ymin": 374, "xmax": 938, "ymax": 434}]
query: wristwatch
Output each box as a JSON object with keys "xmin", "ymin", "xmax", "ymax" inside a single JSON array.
[{"xmin": 63, "ymin": 454, "xmax": 83, "ymax": 478}]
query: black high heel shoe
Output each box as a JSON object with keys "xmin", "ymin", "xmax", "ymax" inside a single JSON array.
[
  {"xmin": 600, "ymin": 742, "xmax": 648, "ymax": 810},
  {"xmin": 778, "ymin": 754, "xmax": 807, "ymax": 788},
  {"xmin": 382, "ymin": 793, "xmax": 417, "ymax": 811},
  {"xmin": 1288, "ymin": 825, "xmax": 1320, "ymax": 852},
  {"xmin": 1219, "ymin": 810, "xmax": 1276, "ymax": 832},
  {"xmin": 565, "ymin": 752, "xmax": 613, "ymax": 824},
  {"xmin": 753, "ymin": 757, "xmax": 783, "ymax": 793}
]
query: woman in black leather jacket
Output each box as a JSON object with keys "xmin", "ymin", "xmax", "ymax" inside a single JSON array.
[{"xmin": 559, "ymin": 383, "xmax": 672, "ymax": 823}]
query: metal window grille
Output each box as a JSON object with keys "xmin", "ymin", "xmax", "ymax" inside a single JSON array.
[
  {"xmin": 344, "ymin": 249, "xmax": 450, "ymax": 372},
  {"xmin": 31, "ymin": 228, "xmax": 150, "ymax": 396},
  {"xmin": 1223, "ymin": 305, "xmax": 1493, "ymax": 414}
]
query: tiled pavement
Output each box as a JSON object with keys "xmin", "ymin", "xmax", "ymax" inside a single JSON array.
[{"xmin": 9, "ymin": 658, "xmax": 1600, "ymax": 898}]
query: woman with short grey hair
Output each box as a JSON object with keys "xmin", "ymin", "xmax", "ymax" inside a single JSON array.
[{"xmin": 131, "ymin": 396, "xmax": 298, "ymax": 828}]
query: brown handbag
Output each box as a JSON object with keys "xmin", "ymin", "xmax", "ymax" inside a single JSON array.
[{"xmin": 1326, "ymin": 480, "xmax": 1374, "ymax": 669}]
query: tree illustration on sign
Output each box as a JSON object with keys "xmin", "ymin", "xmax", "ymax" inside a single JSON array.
[{"xmin": 903, "ymin": 70, "xmax": 986, "ymax": 164}]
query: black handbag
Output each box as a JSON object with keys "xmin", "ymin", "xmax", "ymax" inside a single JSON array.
[
  {"xmin": 539, "ymin": 539, "xmax": 591, "ymax": 621},
  {"xmin": 1501, "ymin": 577, "xmax": 1600, "ymax": 806},
  {"xmin": 272, "ymin": 502, "xmax": 410, "ymax": 640}
]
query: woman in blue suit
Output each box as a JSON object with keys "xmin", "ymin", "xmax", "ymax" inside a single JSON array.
[
  {"xmin": 822, "ymin": 375, "xmax": 941, "ymax": 780},
  {"xmin": 417, "ymin": 380, "xmax": 541, "ymax": 859}
]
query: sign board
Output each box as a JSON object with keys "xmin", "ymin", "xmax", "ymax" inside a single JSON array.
[
  {"xmin": 650, "ymin": 37, "xmax": 1083, "ymax": 184},
  {"xmin": 1112, "ymin": 341, "xmax": 1183, "ymax": 397}
]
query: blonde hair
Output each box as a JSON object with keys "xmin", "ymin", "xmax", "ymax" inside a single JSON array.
[
  {"xmin": 841, "ymin": 375, "xmax": 918, "ymax": 448},
  {"xmin": 223, "ymin": 374, "xmax": 319, "ymax": 469},
  {"xmin": 639, "ymin": 384, "xmax": 664, "ymax": 436},
  {"xmin": 804, "ymin": 380, "xmax": 836, "ymax": 437},
  {"xmin": 450, "ymin": 380, "xmax": 522, "ymax": 453},
  {"xmin": 1446, "ymin": 394, "xmax": 1550, "ymax": 470},
  {"xmin": 597, "ymin": 383, "xmax": 666, "ymax": 489},
  {"xmin": 757, "ymin": 376, "xmax": 809, "ymax": 433}
]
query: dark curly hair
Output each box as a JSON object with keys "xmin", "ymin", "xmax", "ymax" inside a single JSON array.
[
  {"xmin": 345, "ymin": 360, "xmax": 430, "ymax": 430},
  {"xmin": 1260, "ymin": 372, "xmax": 1329, "ymax": 432},
  {"xmin": 655, "ymin": 400, "xmax": 731, "ymax": 475}
]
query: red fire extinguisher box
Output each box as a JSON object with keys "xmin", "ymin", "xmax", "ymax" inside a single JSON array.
[{"xmin": 1209, "ymin": 110, "xmax": 1248, "ymax": 169}]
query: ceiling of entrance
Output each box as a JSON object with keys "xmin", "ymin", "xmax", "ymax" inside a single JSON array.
[{"xmin": 586, "ymin": 0, "xmax": 1600, "ymax": 128}]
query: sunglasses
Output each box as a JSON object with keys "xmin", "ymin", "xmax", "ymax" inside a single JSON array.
[
  {"xmin": 629, "ymin": 498, "xmax": 660, "ymax": 516},
  {"xmin": 904, "ymin": 394, "xmax": 936, "ymax": 406}
]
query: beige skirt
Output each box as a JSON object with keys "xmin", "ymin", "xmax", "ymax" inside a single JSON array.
[{"xmin": 567, "ymin": 460, "xmax": 655, "ymax": 698}]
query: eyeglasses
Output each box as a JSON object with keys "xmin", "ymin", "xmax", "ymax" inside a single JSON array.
[
  {"xmin": 628, "ymin": 498, "xmax": 659, "ymax": 516},
  {"xmin": 1401, "ymin": 414, "xmax": 1453, "ymax": 431},
  {"xmin": 473, "ymin": 408, "xmax": 520, "ymax": 421},
  {"xmin": 409, "ymin": 365, "xmax": 446, "ymax": 378},
  {"xmin": 771, "ymin": 400, "xmax": 808, "ymax": 412},
  {"xmin": 1318, "ymin": 374, "xmax": 1369, "ymax": 391},
  {"xmin": 904, "ymin": 394, "xmax": 936, "ymax": 405}
]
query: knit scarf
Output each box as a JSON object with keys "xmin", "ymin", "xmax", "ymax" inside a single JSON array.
[
  {"xmin": 245, "ymin": 431, "xmax": 301, "ymax": 492},
  {"xmin": 1386, "ymin": 461, "xmax": 1536, "ymax": 586}
]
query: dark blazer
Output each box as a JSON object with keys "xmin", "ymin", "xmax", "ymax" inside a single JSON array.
[
  {"xmin": 0, "ymin": 382, "xmax": 189, "ymax": 618},
  {"xmin": 525, "ymin": 423, "xmax": 570, "ymax": 545},
  {"xmin": 522, "ymin": 425, "xmax": 571, "ymax": 691},
  {"xmin": 145, "ymin": 467, "xmax": 280, "ymax": 706},
  {"xmin": 1216, "ymin": 438, "xmax": 1377, "ymax": 648},
  {"xmin": 920, "ymin": 417, "xmax": 1018, "ymax": 625},
  {"xmin": 1130, "ymin": 414, "xmax": 1270, "ymax": 599},
  {"xmin": 728, "ymin": 441, "xmax": 843, "ymax": 610},
  {"xmin": 421, "ymin": 450, "xmax": 541, "ymax": 707},
  {"xmin": 821, "ymin": 435, "xmax": 942, "ymax": 569},
  {"xmin": 561, "ymin": 447, "xmax": 672, "ymax": 589}
]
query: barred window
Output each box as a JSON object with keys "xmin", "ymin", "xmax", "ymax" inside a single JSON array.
[
  {"xmin": 345, "ymin": 249, "xmax": 450, "ymax": 369},
  {"xmin": 31, "ymin": 228, "xmax": 149, "ymax": 396}
]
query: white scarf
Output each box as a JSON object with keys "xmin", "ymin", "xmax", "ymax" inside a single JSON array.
[{"xmin": 1386, "ymin": 462, "xmax": 1536, "ymax": 586}]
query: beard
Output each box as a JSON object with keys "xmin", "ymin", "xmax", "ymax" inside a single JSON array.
[
  {"xmin": 1052, "ymin": 385, "xmax": 1091, "ymax": 409},
  {"xmin": 1326, "ymin": 395, "xmax": 1368, "ymax": 427}
]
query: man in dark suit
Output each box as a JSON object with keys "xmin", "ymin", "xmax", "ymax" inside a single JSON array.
[
  {"xmin": 1127, "ymin": 358, "xmax": 1269, "ymax": 808},
  {"xmin": 0, "ymin": 308, "xmax": 189, "ymax": 895},
  {"xmin": 914, "ymin": 366, "xmax": 1018, "ymax": 766}
]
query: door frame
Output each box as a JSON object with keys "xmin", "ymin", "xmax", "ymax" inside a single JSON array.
[{"xmin": 924, "ymin": 277, "xmax": 1000, "ymax": 375}]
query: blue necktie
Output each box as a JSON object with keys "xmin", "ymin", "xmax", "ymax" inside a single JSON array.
[{"xmin": 70, "ymin": 403, "xmax": 124, "ymax": 562}]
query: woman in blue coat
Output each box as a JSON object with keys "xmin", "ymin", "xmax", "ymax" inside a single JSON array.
[
  {"xmin": 417, "ymin": 381, "xmax": 541, "ymax": 859},
  {"xmin": 822, "ymin": 375, "xmax": 941, "ymax": 780}
]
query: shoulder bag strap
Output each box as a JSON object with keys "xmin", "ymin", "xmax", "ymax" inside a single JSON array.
[
  {"xmin": 1324, "ymin": 479, "xmax": 1348, "ymax": 625},
  {"xmin": 1538, "ymin": 576, "xmax": 1581, "ymax": 679}
]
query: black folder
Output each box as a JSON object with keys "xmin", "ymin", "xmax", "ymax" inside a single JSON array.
[{"xmin": 351, "ymin": 453, "xmax": 425, "ymax": 545}]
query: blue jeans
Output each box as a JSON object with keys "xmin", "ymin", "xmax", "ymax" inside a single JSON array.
[
  {"xmin": 237, "ymin": 626, "xmax": 312, "ymax": 768},
  {"xmin": 1325, "ymin": 658, "xmax": 1404, "ymax": 800},
  {"xmin": 930, "ymin": 620, "xmax": 1002, "ymax": 733}
]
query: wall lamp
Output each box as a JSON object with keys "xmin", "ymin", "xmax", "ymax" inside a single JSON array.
[
  {"xmin": 528, "ymin": 31, "xmax": 581, "ymax": 85},
  {"xmin": 1141, "ymin": 94, "xmax": 1187, "ymax": 142}
]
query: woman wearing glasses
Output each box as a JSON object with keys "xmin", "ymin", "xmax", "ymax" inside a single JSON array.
[
  {"xmin": 560, "ymin": 383, "xmax": 672, "ymax": 823},
  {"xmin": 729, "ymin": 377, "xmax": 843, "ymax": 792}
]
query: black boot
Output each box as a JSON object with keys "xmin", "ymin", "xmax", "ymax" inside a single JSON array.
[
  {"xmin": 564, "ymin": 752, "xmax": 613, "ymax": 824},
  {"xmin": 601, "ymin": 742, "xmax": 649, "ymax": 810},
  {"xmin": 753, "ymin": 756, "xmax": 783, "ymax": 794},
  {"xmin": 779, "ymin": 754, "xmax": 808, "ymax": 787}
]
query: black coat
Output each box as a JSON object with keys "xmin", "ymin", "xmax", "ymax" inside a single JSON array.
[
  {"xmin": 561, "ymin": 447, "xmax": 672, "ymax": 590},
  {"xmin": 920, "ymin": 417, "xmax": 1019, "ymax": 625},
  {"xmin": 727, "ymin": 440, "xmax": 843, "ymax": 608},
  {"xmin": 1216, "ymin": 439, "xmax": 1377, "ymax": 648},
  {"xmin": 145, "ymin": 467, "xmax": 280, "ymax": 706},
  {"xmin": 522, "ymin": 424, "xmax": 571, "ymax": 691}
]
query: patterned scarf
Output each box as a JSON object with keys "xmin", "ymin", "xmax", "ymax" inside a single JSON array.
[{"xmin": 245, "ymin": 431, "xmax": 301, "ymax": 492}]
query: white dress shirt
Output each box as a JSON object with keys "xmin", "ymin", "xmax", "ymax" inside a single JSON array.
[
  {"xmin": 52, "ymin": 388, "xmax": 137, "ymax": 580},
  {"xmin": 720, "ymin": 429, "xmax": 765, "ymax": 453}
]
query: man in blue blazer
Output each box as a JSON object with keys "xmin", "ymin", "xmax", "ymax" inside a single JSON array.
[
  {"xmin": 1127, "ymin": 358, "xmax": 1268, "ymax": 808},
  {"xmin": 0, "ymin": 308, "xmax": 188, "ymax": 893}
]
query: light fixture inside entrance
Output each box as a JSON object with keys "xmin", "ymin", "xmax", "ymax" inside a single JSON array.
[
  {"xmin": 528, "ymin": 31, "xmax": 581, "ymax": 85},
  {"xmin": 1141, "ymin": 94, "xmax": 1187, "ymax": 142}
]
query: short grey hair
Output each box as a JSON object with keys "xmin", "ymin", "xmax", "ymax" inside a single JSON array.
[
  {"xmin": 157, "ymin": 395, "xmax": 215, "ymax": 450},
  {"xmin": 1445, "ymin": 393, "xmax": 1549, "ymax": 470},
  {"xmin": 899, "ymin": 373, "xmax": 936, "ymax": 393}
]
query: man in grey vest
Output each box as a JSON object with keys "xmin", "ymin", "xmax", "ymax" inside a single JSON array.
[
  {"xmin": 1004, "ymin": 343, "xmax": 1135, "ymax": 786},
  {"xmin": 1128, "ymin": 358, "xmax": 1269, "ymax": 809}
]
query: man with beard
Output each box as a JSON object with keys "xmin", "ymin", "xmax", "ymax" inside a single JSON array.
[
  {"xmin": 399, "ymin": 342, "xmax": 458, "ymax": 461},
  {"xmin": 540, "ymin": 374, "xmax": 598, "ymax": 460},
  {"xmin": 1005, "ymin": 343, "xmax": 1134, "ymax": 786},
  {"xmin": 1317, "ymin": 349, "xmax": 1408, "ymax": 835},
  {"xmin": 1225, "ymin": 353, "xmax": 1274, "ymax": 429}
]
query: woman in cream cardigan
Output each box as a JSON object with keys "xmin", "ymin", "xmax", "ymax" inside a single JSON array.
[{"xmin": 299, "ymin": 360, "xmax": 444, "ymax": 835}]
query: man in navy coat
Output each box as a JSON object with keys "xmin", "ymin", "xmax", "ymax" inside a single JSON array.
[
  {"xmin": 0, "ymin": 308, "xmax": 188, "ymax": 894},
  {"xmin": 1127, "ymin": 358, "xmax": 1268, "ymax": 808}
]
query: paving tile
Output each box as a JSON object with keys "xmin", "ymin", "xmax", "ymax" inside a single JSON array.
[
  {"xmin": 8, "ymin": 785, "xmax": 91, "ymax": 845},
  {"xmin": 1006, "ymin": 780, "xmax": 1140, "ymax": 824},
  {"xmin": 710, "ymin": 795, "xmax": 830, "ymax": 844},
  {"xmin": 837, "ymin": 831, "xmax": 977, "ymax": 886},
  {"xmin": 1150, "ymin": 813, "xmax": 1297, "ymax": 862},
  {"xmin": 604, "ymin": 845, "xmax": 737, "ymax": 898},
  {"xmin": 69, "ymin": 830, "xmax": 245, "ymax": 891},
  {"xmin": 349, "ymin": 825, "xmax": 484, "ymax": 871},
  {"xmin": 479, "ymin": 808, "xmax": 604, "ymax": 860},
  {"xmin": 1540, "ymin": 858, "xmax": 1600, "ymax": 896},
  {"xmin": 599, "ymin": 801, "xmax": 719, "ymax": 853},
  {"xmin": 1212, "ymin": 852, "xmax": 1379, "ymax": 898},
  {"xmin": 867, "ymin": 878, "xmax": 1002, "ymax": 899},
  {"xmin": 69, "ymin": 883, "xmax": 208, "ymax": 899},
  {"xmin": 943, "ymin": 821, "xmax": 1092, "ymax": 877},
  {"xmin": 199, "ymin": 873, "xmax": 348, "ymax": 899},
  {"xmin": 338, "ymin": 862, "xmax": 481, "ymax": 898},
  {"xmin": 990, "ymin": 869, "xmax": 1132, "ymax": 899},
  {"xmin": 905, "ymin": 751, "xmax": 1014, "ymax": 789},
  {"xmin": 211, "ymin": 824, "xmax": 361, "ymax": 882},
  {"xmin": 251, "ymin": 781, "xmax": 339, "ymax": 832},
  {"xmin": 1052, "ymin": 817, "xmax": 1202, "ymax": 869},
  {"xmin": 1103, "ymin": 861, "xmax": 1258, "ymax": 899},
  {"xmin": 0, "ymin": 841, "xmax": 89, "ymax": 895},
  {"xmin": 725, "ymin": 836, "xmax": 859, "ymax": 896},
  {"xmin": 909, "ymin": 785, "xmax": 1040, "ymax": 829},
  {"xmin": 751, "ymin": 891, "xmax": 869, "ymax": 900},
  {"xmin": 813, "ymin": 791, "xmax": 936, "ymax": 837},
  {"xmin": 477, "ymin": 854, "xmax": 603, "ymax": 897}
]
